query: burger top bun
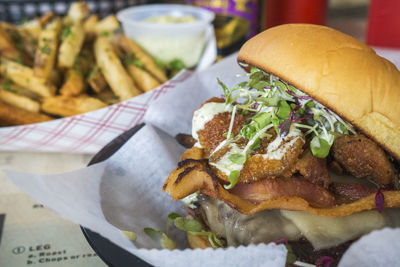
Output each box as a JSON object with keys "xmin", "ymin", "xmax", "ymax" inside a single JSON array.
[{"xmin": 238, "ymin": 24, "xmax": 400, "ymax": 160}]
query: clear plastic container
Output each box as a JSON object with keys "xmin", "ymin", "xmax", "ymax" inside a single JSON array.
[{"xmin": 117, "ymin": 4, "xmax": 215, "ymax": 68}]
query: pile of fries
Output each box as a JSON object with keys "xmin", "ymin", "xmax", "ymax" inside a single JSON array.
[{"xmin": 0, "ymin": 2, "xmax": 173, "ymax": 126}]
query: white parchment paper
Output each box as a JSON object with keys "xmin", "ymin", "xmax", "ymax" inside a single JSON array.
[{"xmin": 5, "ymin": 51, "xmax": 400, "ymax": 267}]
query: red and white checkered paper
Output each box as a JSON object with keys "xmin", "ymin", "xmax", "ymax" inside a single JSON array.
[{"xmin": 0, "ymin": 71, "xmax": 192, "ymax": 154}]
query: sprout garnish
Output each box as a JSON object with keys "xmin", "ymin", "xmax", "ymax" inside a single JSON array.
[
  {"xmin": 216, "ymin": 67, "xmax": 354, "ymax": 160},
  {"xmin": 144, "ymin": 213, "xmax": 225, "ymax": 250},
  {"xmin": 143, "ymin": 227, "xmax": 177, "ymax": 250},
  {"xmin": 208, "ymin": 68, "xmax": 355, "ymax": 189}
]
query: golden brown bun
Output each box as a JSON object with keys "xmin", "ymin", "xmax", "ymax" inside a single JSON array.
[
  {"xmin": 187, "ymin": 233, "xmax": 212, "ymax": 249},
  {"xmin": 238, "ymin": 24, "xmax": 400, "ymax": 160}
]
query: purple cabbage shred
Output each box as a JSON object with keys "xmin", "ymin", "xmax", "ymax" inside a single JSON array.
[
  {"xmin": 375, "ymin": 189, "xmax": 384, "ymax": 213},
  {"xmin": 274, "ymin": 238, "xmax": 288, "ymax": 245},
  {"xmin": 316, "ymin": 256, "xmax": 333, "ymax": 267}
]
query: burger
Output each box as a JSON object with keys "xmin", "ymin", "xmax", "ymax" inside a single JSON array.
[{"xmin": 162, "ymin": 24, "xmax": 400, "ymax": 265}]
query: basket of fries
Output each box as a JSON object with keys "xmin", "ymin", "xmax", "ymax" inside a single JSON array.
[{"xmin": 0, "ymin": 1, "xmax": 216, "ymax": 153}]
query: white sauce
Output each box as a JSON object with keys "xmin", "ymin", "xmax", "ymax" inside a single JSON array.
[
  {"xmin": 263, "ymin": 127, "xmax": 304, "ymax": 160},
  {"xmin": 192, "ymin": 102, "xmax": 232, "ymax": 146},
  {"xmin": 210, "ymin": 143, "xmax": 244, "ymax": 176},
  {"xmin": 181, "ymin": 192, "xmax": 199, "ymax": 209}
]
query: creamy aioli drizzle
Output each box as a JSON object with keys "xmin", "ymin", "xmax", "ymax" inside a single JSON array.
[
  {"xmin": 210, "ymin": 143, "xmax": 244, "ymax": 176},
  {"xmin": 263, "ymin": 127, "xmax": 304, "ymax": 160},
  {"xmin": 192, "ymin": 102, "xmax": 232, "ymax": 147}
]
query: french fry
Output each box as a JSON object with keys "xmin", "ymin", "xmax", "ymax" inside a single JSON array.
[
  {"xmin": 74, "ymin": 45, "xmax": 95, "ymax": 75},
  {"xmin": 67, "ymin": 2, "xmax": 90, "ymax": 22},
  {"xmin": 1, "ymin": 22, "xmax": 37, "ymax": 61},
  {"xmin": 41, "ymin": 95, "xmax": 107, "ymax": 117},
  {"xmin": 60, "ymin": 45, "xmax": 94, "ymax": 96},
  {"xmin": 58, "ymin": 21, "xmax": 85, "ymax": 68},
  {"xmin": 95, "ymin": 15, "xmax": 119, "ymax": 35},
  {"xmin": 94, "ymin": 36, "xmax": 141, "ymax": 100},
  {"xmin": 60, "ymin": 69, "xmax": 85, "ymax": 97},
  {"xmin": 39, "ymin": 12, "xmax": 55, "ymax": 26},
  {"xmin": 1, "ymin": 58, "xmax": 56, "ymax": 97},
  {"xmin": 0, "ymin": 87, "xmax": 40, "ymax": 112},
  {"xmin": 116, "ymin": 34, "xmax": 168, "ymax": 83},
  {"xmin": 0, "ymin": 24, "xmax": 31, "ymax": 65},
  {"xmin": 0, "ymin": 79, "xmax": 40, "ymax": 100},
  {"xmin": 126, "ymin": 64, "xmax": 161, "ymax": 92},
  {"xmin": 87, "ymin": 65, "xmax": 107, "ymax": 93},
  {"xmin": 34, "ymin": 17, "xmax": 61, "ymax": 79},
  {"xmin": 0, "ymin": 100, "xmax": 52, "ymax": 126},
  {"xmin": 19, "ymin": 19, "xmax": 41, "ymax": 39},
  {"xmin": 48, "ymin": 69, "xmax": 63, "ymax": 87},
  {"xmin": 94, "ymin": 88, "xmax": 120, "ymax": 105},
  {"xmin": 83, "ymin": 14, "xmax": 98, "ymax": 37}
]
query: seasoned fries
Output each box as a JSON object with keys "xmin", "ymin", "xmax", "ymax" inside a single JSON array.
[
  {"xmin": 94, "ymin": 15, "xmax": 119, "ymax": 35},
  {"xmin": 58, "ymin": 21, "xmax": 85, "ymax": 68},
  {"xmin": 41, "ymin": 95, "xmax": 106, "ymax": 117},
  {"xmin": 34, "ymin": 17, "xmax": 61, "ymax": 79},
  {"xmin": 60, "ymin": 69, "xmax": 86, "ymax": 97},
  {"xmin": 87, "ymin": 66, "xmax": 107, "ymax": 93},
  {"xmin": 117, "ymin": 34, "xmax": 168, "ymax": 83},
  {"xmin": 0, "ymin": 1, "xmax": 174, "ymax": 127},
  {"xmin": 94, "ymin": 36, "xmax": 141, "ymax": 100},
  {"xmin": 0, "ymin": 100, "xmax": 52, "ymax": 126},
  {"xmin": 67, "ymin": 2, "xmax": 90, "ymax": 22},
  {"xmin": 1, "ymin": 58, "xmax": 56, "ymax": 97},
  {"xmin": 126, "ymin": 64, "xmax": 161, "ymax": 92},
  {"xmin": 0, "ymin": 24, "xmax": 32, "ymax": 65}
]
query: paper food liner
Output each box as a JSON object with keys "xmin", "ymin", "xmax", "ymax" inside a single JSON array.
[
  {"xmin": 0, "ymin": 25, "xmax": 216, "ymax": 154},
  {"xmin": 5, "ymin": 51, "xmax": 400, "ymax": 267}
]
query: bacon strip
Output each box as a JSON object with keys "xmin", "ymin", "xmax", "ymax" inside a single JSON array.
[
  {"xmin": 163, "ymin": 162, "xmax": 400, "ymax": 217},
  {"xmin": 229, "ymin": 176, "xmax": 335, "ymax": 208},
  {"xmin": 329, "ymin": 182, "xmax": 377, "ymax": 204}
]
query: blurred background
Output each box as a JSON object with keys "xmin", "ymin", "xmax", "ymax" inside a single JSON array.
[{"xmin": 0, "ymin": 0, "xmax": 384, "ymax": 58}]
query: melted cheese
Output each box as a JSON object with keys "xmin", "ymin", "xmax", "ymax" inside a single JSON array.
[
  {"xmin": 199, "ymin": 197, "xmax": 400, "ymax": 250},
  {"xmin": 192, "ymin": 102, "xmax": 232, "ymax": 146}
]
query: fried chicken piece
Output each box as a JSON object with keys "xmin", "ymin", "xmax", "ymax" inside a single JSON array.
[
  {"xmin": 210, "ymin": 136, "xmax": 304, "ymax": 183},
  {"xmin": 238, "ymin": 137, "xmax": 304, "ymax": 182},
  {"xmin": 332, "ymin": 134, "xmax": 395, "ymax": 185},
  {"xmin": 198, "ymin": 111, "xmax": 247, "ymax": 156},
  {"xmin": 295, "ymin": 149, "xmax": 330, "ymax": 188}
]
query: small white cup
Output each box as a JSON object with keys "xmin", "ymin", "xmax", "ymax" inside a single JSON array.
[{"xmin": 117, "ymin": 4, "xmax": 215, "ymax": 68}]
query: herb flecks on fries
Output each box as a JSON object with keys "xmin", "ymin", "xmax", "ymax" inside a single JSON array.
[{"xmin": 0, "ymin": 1, "xmax": 175, "ymax": 126}]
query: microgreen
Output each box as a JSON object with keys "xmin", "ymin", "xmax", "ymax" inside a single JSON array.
[
  {"xmin": 310, "ymin": 136, "xmax": 331, "ymax": 158},
  {"xmin": 166, "ymin": 212, "xmax": 181, "ymax": 236},
  {"xmin": 143, "ymin": 227, "xmax": 177, "ymax": 250},
  {"xmin": 219, "ymin": 68, "xmax": 355, "ymax": 158},
  {"xmin": 229, "ymin": 153, "xmax": 247, "ymax": 165},
  {"xmin": 210, "ymin": 68, "xmax": 356, "ymax": 190},
  {"xmin": 224, "ymin": 170, "xmax": 240, "ymax": 189},
  {"xmin": 167, "ymin": 213, "xmax": 225, "ymax": 249}
]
